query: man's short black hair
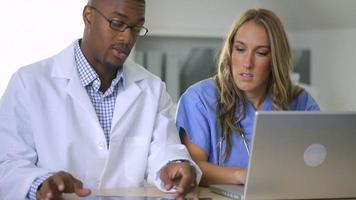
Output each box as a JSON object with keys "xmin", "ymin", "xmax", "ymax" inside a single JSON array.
[{"xmin": 88, "ymin": 0, "xmax": 145, "ymax": 5}]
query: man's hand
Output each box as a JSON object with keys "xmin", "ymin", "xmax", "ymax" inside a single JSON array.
[
  {"xmin": 36, "ymin": 171, "xmax": 91, "ymax": 200},
  {"xmin": 160, "ymin": 162, "xmax": 199, "ymax": 200}
]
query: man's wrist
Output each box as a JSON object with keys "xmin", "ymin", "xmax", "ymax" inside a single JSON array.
[{"xmin": 28, "ymin": 173, "xmax": 54, "ymax": 200}]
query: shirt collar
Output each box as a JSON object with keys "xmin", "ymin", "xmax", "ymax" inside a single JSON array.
[{"xmin": 74, "ymin": 39, "xmax": 124, "ymax": 89}]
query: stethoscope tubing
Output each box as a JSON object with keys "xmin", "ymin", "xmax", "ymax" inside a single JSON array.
[{"xmin": 218, "ymin": 122, "xmax": 250, "ymax": 166}]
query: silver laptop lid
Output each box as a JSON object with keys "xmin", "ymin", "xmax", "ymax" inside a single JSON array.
[{"xmin": 244, "ymin": 111, "xmax": 356, "ymax": 200}]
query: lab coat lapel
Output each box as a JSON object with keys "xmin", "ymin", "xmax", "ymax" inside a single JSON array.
[
  {"xmin": 111, "ymin": 83, "xmax": 142, "ymax": 131},
  {"xmin": 110, "ymin": 59, "xmax": 148, "ymax": 135},
  {"xmin": 51, "ymin": 42, "xmax": 99, "ymax": 125},
  {"xmin": 65, "ymin": 73, "xmax": 99, "ymax": 123}
]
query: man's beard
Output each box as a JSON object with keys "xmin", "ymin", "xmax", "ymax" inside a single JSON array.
[{"xmin": 102, "ymin": 59, "xmax": 123, "ymax": 72}]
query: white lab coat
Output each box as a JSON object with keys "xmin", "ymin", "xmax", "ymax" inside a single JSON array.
[{"xmin": 0, "ymin": 41, "xmax": 201, "ymax": 199}]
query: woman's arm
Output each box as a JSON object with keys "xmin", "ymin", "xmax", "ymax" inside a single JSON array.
[{"xmin": 181, "ymin": 132, "xmax": 246, "ymax": 186}]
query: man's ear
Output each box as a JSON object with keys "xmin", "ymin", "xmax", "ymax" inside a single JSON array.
[{"xmin": 83, "ymin": 6, "xmax": 94, "ymax": 26}]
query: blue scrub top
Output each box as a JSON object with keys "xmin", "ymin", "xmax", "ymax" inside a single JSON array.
[{"xmin": 176, "ymin": 79, "xmax": 320, "ymax": 168}]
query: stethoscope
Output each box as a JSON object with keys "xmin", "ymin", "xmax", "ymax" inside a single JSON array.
[{"xmin": 217, "ymin": 122, "xmax": 250, "ymax": 166}]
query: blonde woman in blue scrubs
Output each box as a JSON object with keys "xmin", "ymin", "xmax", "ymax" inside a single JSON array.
[{"xmin": 176, "ymin": 8, "xmax": 320, "ymax": 187}]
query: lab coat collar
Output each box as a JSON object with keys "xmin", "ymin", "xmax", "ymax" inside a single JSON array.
[{"xmin": 50, "ymin": 41, "xmax": 151, "ymax": 144}]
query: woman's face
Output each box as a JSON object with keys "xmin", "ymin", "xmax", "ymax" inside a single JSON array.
[{"xmin": 231, "ymin": 21, "xmax": 271, "ymax": 97}]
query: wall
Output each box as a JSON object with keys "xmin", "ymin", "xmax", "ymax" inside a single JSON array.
[
  {"xmin": 145, "ymin": 0, "xmax": 260, "ymax": 37},
  {"xmin": 135, "ymin": 36, "xmax": 222, "ymax": 102},
  {"xmin": 291, "ymin": 28, "xmax": 356, "ymax": 111},
  {"xmin": 0, "ymin": 0, "xmax": 85, "ymax": 96}
]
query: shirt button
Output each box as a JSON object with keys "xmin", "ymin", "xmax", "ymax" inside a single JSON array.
[{"xmin": 98, "ymin": 142, "xmax": 105, "ymax": 150}]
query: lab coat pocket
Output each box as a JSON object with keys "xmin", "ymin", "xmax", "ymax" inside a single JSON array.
[{"xmin": 123, "ymin": 136, "xmax": 150, "ymax": 185}]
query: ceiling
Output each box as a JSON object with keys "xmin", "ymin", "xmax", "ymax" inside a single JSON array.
[{"xmin": 259, "ymin": 0, "xmax": 356, "ymax": 31}]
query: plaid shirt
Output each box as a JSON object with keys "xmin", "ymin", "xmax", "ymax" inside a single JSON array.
[
  {"xmin": 74, "ymin": 40, "xmax": 123, "ymax": 147},
  {"xmin": 28, "ymin": 40, "xmax": 123, "ymax": 199}
]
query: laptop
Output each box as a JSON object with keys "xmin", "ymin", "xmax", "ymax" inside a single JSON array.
[{"xmin": 210, "ymin": 111, "xmax": 356, "ymax": 200}]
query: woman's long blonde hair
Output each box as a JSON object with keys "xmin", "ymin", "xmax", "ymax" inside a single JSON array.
[{"xmin": 215, "ymin": 8, "xmax": 302, "ymax": 160}]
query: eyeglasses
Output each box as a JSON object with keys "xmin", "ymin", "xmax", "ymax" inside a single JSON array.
[{"xmin": 88, "ymin": 6, "xmax": 148, "ymax": 37}]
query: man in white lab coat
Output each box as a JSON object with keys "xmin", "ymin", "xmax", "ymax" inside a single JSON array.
[{"xmin": 0, "ymin": 0, "xmax": 201, "ymax": 199}]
